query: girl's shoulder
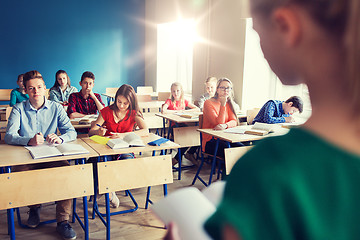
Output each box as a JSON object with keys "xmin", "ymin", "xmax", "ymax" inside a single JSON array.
[
  {"xmin": 49, "ymin": 87, "xmax": 59, "ymax": 92},
  {"xmin": 68, "ymin": 86, "xmax": 78, "ymax": 92},
  {"xmin": 100, "ymin": 106, "xmax": 112, "ymax": 116}
]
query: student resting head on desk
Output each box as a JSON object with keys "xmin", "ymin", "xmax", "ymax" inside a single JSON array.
[
  {"xmin": 201, "ymin": 77, "xmax": 243, "ymax": 158},
  {"xmin": 9, "ymin": 73, "xmax": 29, "ymax": 107},
  {"xmin": 67, "ymin": 71, "xmax": 104, "ymax": 119},
  {"xmin": 252, "ymin": 96, "xmax": 303, "ymax": 124},
  {"xmin": 161, "ymin": 82, "xmax": 200, "ymax": 166},
  {"xmin": 49, "ymin": 69, "xmax": 78, "ymax": 106},
  {"xmin": 165, "ymin": 0, "xmax": 360, "ymax": 239},
  {"xmin": 88, "ymin": 84, "xmax": 149, "ymax": 208},
  {"xmin": 4, "ymin": 70, "xmax": 77, "ymax": 240}
]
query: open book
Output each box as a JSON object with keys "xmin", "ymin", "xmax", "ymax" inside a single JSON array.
[
  {"xmin": 174, "ymin": 112, "xmax": 201, "ymax": 119},
  {"xmin": 151, "ymin": 181, "xmax": 226, "ymax": 240},
  {"xmin": 106, "ymin": 132, "xmax": 146, "ymax": 149},
  {"xmin": 224, "ymin": 122, "xmax": 280, "ymax": 136},
  {"xmin": 70, "ymin": 114, "xmax": 98, "ymax": 125},
  {"xmin": 25, "ymin": 143, "xmax": 90, "ymax": 159}
]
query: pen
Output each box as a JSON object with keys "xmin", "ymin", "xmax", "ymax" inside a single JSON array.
[{"xmin": 96, "ymin": 124, "xmax": 115, "ymax": 135}]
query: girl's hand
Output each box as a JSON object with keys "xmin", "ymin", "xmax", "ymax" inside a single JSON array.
[
  {"xmin": 98, "ymin": 127, "xmax": 107, "ymax": 136},
  {"xmin": 214, "ymin": 123, "xmax": 227, "ymax": 130},
  {"xmin": 218, "ymin": 96, "xmax": 228, "ymax": 106},
  {"xmin": 109, "ymin": 132, "xmax": 126, "ymax": 139}
]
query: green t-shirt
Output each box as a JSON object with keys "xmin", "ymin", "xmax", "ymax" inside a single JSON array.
[{"xmin": 205, "ymin": 127, "xmax": 360, "ymax": 240}]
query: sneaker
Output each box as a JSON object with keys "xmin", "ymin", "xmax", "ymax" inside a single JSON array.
[
  {"xmin": 56, "ymin": 221, "xmax": 77, "ymax": 240},
  {"xmin": 185, "ymin": 152, "xmax": 198, "ymax": 166},
  {"xmin": 110, "ymin": 192, "xmax": 120, "ymax": 208},
  {"xmin": 27, "ymin": 207, "xmax": 40, "ymax": 228}
]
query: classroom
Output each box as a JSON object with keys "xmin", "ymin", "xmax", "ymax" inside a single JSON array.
[{"xmin": 0, "ymin": 0, "xmax": 330, "ymax": 239}]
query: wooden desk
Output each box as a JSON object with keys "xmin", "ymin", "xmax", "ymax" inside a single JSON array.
[
  {"xmin": 198, "ymin": 126, "xmax": 289, "ymax": 144},
  {"xmin": 155, "ymin": 112, "xmax": 200, "ymax": 140},
  {"xmin": 81, "ymin": 133, "xmax": 179, "ymax": 240},
  {"xmin": 70, "ymin": 114, "xmax": 98, "ymax": 131},
  {"xmin": 0, "ymin": 121, "xmax": 7, "ymax": 141},
  {"xmin": 0, "ymin": 139, "xmax": 98, "ymax": 167},
  {"xmin": 0, "ymin": 139, "xmax": 99, "ymax": 240},
  {"xmin": 155, "ymin": 112, "xmax": 200, "ymax": 125},
  {"xmin": 194, "ymin": 127, "xmax": 289, "ymax": 185},
  {"xmin": 237, "ymin": 112, "xmax": 247, "ymax": 123},
  {"xmin": 0, "ymin": 105, "xmax": 9, "ymax": 121}
]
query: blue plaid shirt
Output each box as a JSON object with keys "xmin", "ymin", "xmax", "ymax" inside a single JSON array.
[{"xmin": 253, "ymin": 100, "xmax": 290, "ymax": 124}]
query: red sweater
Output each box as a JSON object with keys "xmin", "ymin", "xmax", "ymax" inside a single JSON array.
[{"xmin": 202, "ymin": 99, "xmax": 237, "ymax": 150}]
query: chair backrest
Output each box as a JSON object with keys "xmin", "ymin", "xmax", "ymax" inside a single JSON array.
[
  {"xmin": 5, "ymin": 106, "xmax": 12, "ymax": 120},
  {"xmin": 96, "ymin": 155, "xmax": 173, "ymax": 193},
  {"xmin": 137, "ymin": 94, "xmax": 152, "ymax": 102},
  {"xmin": 142, "ymin": 113, "xmax": 166, "ymax": 130},
  {"xmin": 137, "ymin": 86, "xmax": 153, "ymax": 95},
  {"xmin": 0, "ymin": 89, "xmax": 12, "ymax": 101},
  {"xmin": 157, "ymin": 92, "xmax": 171, "ymax": 101},
  {"xmin": 199, "ymin": 114, "xmax": 203, "ymax": 128},
  {"xmin": 246, "ymin": 108, "xmax": 261, "ymax": 125},
  {"xmin": 224, "ymin": 146, "xmax": 253, "ymax": 175},
  {"xmin": 173, "ymin": 126, "xmax": 200, "ymax": 148},
  {"xmin": 106, "ymin": 87, "xmax": 118, "ymax": 96},
  {"xmin": 0, "ymin": 164, "xmax": 94, "ymax": 210}
]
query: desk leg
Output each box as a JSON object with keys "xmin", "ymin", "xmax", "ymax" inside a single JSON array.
[
  {"xmin": 104, "ymin": 155, "xmax": 112, "ymax": 240},
  {"xmin": 105, "ymin": 192, "xmax": 111, "ymax": 240},
  {"xmin": 167, "ymin": 121, "xmax": 173, "ymax": 139},
  {"xmin": 162, "ymin": 118, "xmax": 166, "ymax": 138},
  {"xmin": 208, "ymin": 138, "xmax": 220, "ymax": 185},
  {"xmin": 5, "ymin": 167, "xmax": 15, "ymax": 240},
  {"xmin": 145, "ymin": 186, "xmax": 151, "ymax": 209},
  {"xmin": 177, "ymin": 148, "xmax": 182, "ymax": 180},
  {"xmin": 163, "ymin": 184, "xmax": 168, "ymax": 196},
  {"xmin": 71, "ymin": 158, "xmax": 90, "ymax": 240}
]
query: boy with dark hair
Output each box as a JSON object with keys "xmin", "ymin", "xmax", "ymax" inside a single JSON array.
[
  {"xmin": 67, "ymin": 71, "xmax": 104, "ymax": 119},
  {"xmin": 253, "ymin": 96, "xmax": 303, "ymax": 124},
  {"xmin": 5, "ymin": 70, "xmax": 77, "ymax": 240}
]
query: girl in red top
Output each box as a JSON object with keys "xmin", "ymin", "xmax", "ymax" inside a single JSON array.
[
  {"xmin": 202, "ymin": 78, "xmax": 243, "ymax": 158},
  {"xmin": 89, "ymin": 84, "xmax": 148, "ymax": 208},
  {"xmin": 162, "ymin": 82, "xmax": 200, "ymax": 165},
  {"xmin": 162, "ymin": 82, "xmax": 199, "ymax": 113}
]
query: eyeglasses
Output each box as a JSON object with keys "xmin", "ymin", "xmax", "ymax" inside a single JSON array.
[{"xmin": 218, "ymin": 86, "xmax": 232, "ymax": 91}]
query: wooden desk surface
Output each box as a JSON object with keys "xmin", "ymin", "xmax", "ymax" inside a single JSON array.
[
  {"xmin": 198, "ymin": 126, "xmax": 289, "ymax": 143},
  {"xmin": 138, "ymin": 100, "xmax": 164, "ymax": 109},
  {"xmin": 155, "ymin": 112, "xmax": 200, "ymax": 124},
  {"xmin": 0, "ymin": 139, "xmax": 99, "ymax": 167},
  {"xmin": 81, "ymin": 133, "xmax": 180, "ymax": 156}
]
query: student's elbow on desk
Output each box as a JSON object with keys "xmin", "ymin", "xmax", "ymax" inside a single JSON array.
[{"xmin": 4, "ymin": 134, "xmax": 31, "ymax": 146}]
